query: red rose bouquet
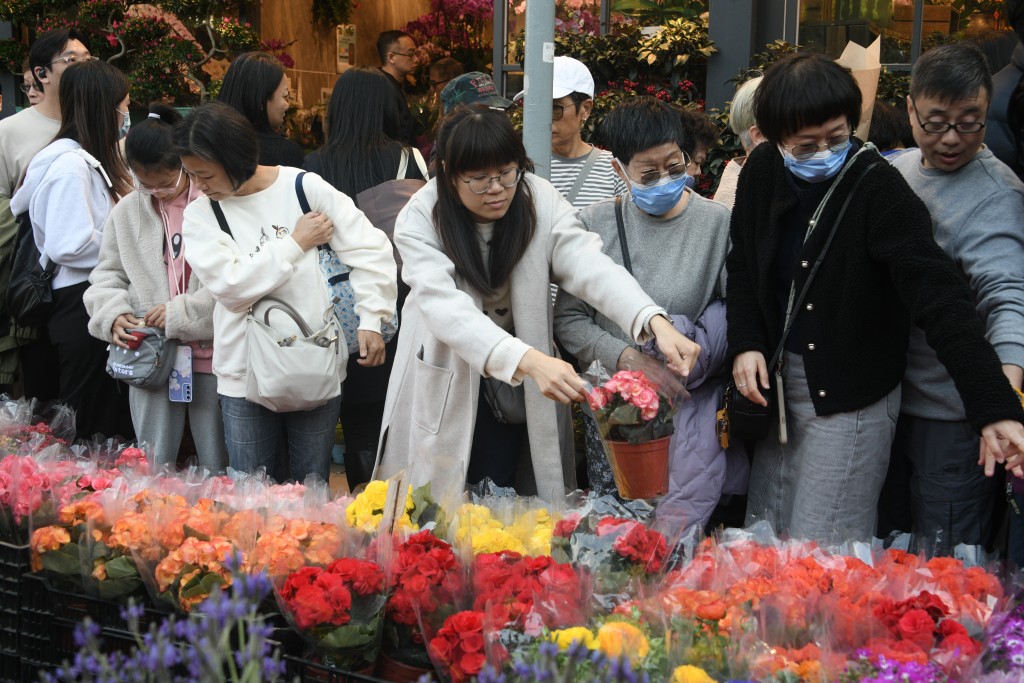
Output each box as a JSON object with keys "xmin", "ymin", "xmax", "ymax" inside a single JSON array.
[
  {"xmin": 383, "ymin": 530, "xmax": 465, "ymax": 670},
  {"xmin": 277, "ymin": 557, "xmax": 387, "ymax": 672}
]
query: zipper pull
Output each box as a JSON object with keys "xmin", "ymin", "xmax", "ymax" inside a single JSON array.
[{"xmin": 1008, "ymin": 480, "xmax": 1021, "ymax": 516}]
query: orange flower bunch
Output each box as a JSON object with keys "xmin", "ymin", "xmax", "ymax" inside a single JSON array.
[
  {"xmin": 247, "ymin": 517, "xmax": 343, "ymax": 576},
  {"xmin": 29, "ymin": 525, "xmax": 71, "ymax": 571},
  {"xmin": 58, "ymin": 498, "xmax": 107, "ymax": 532},
  {"xmin": 107, "ymin": 512, "xmax": 159, "ymax": 560},
  {"xmin": 154, "ymin": 534, "xmax": 235, "ymax": 611}
]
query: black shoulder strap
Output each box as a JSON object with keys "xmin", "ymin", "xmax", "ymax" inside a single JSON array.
[
  {"xmin": 210, "ymin": 200, "xmax": 231, "ymax": 238},
  {"xmin": 295, "ymin": 171, "xmax": 311, "ymax": 213},
  {"xmin": 767, "ymin": 160, "xmax": 883, "ymax": 369},
  {"xmin": 614, "ymin": 196, "xmax": 632, "ymax": 274}
]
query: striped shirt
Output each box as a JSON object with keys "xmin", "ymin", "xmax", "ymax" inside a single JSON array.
[{"xmin": 549, "ymin": 148, "xmax": 626, "ymax": 209}]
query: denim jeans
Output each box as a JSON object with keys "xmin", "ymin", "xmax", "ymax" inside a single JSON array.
[
  {"xmin": 744, "ymin": 352, "xmax": 900, "ymax": 545},
  {"xmin": 218, "ymin": 394, "xmax": 341, "ymax": 484}
]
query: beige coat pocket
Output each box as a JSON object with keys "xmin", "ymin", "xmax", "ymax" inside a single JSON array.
[{"xmin": 411, "ymin": 349, "xmax": 453, "ymax": 435}]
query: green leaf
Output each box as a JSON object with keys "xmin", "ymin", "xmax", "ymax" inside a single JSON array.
[
  {"xmin": 319, "ymin": 623, "xmax": 379, "ymax": 650},
  {"xmin": 97, "ymin": 577, "xmax": 143, "ymax": 600},
  {"xmin": 608, "ymin": 404, "xmax": 641, "ymax": 426},
  {"xmin": 40, "ymin": 549, "xmax": 83, "ymax": 576},
  {"xmin": 103, "ymin": 555, "xmax": 139, "ymax": 581}
]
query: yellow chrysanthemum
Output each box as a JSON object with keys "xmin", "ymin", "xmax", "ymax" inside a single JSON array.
[
  {"xmin": 473, "ymin": 528, "xmax": 527, "ymax": 555},
  {"xmin": 671, "ymin": 665, "xmax": 715, "ymax": 683},
  {"xmin": 596, "ymin": 622, "xmax": 650, "ymax": 660},
  {"xmin": 345, "ymin": 481, "xmax": 417, "ymax": 531},
  {"xmin": 550, "ymin": 627, "xmax": 598, "ymax": 650}
]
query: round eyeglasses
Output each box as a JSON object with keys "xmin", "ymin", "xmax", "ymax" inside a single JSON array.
[
  {"xmin": 460, "ymin": 168, "xmax": 523, "ymax": 194},
  {"xmin": 785, "ymin": 134, "xmax": 851, "ymax": 161},
  {"xmin": 135, "ymin": 167, "xmax": 184, "ymax": 197}
]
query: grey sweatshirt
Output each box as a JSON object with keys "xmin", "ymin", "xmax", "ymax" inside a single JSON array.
[
  {"xmin": 894, "ymin": 147, "xmax": 1024, "ymax": 420},
  {"xmin": 554, "ymin": 190, "xmax": 731, "ymax": 371}
]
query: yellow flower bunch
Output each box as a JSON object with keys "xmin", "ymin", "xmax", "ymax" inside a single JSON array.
[
  {"xmin": 596, "ymin": 622, "xmax": 650, "ymax": 660},
  {"xmin": 345, "ymin": 480, "xmax": 416, "ymax": 532},
  {"xmin": 671, "ymin": 665, "xmax": 716, "ymax": 683},
  {"xmin": 454, "ymin": 503, "xmax": 554, "ymax": 556},
  {"xmin": 510, "ymin": 508, "xmax": 553, "ymax": 556},
  {"xmin": 549, "ymin": 626, "xmax": 599, "ymax": 650}
]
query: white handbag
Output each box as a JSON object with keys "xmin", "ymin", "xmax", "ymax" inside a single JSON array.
[{"xmin": 245, "ymin": 296, "xmax": 342, "ymax": 412}]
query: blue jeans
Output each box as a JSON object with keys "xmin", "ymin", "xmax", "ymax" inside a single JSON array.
[{"xmin": 218, "ymin": 394, "xmax": 341, "ymax": 484}]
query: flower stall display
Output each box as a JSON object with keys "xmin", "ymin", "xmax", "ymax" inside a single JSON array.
[
  {"xmin": 450, "ymin": 501, "xmax": 555, "ymax": 557},
  {"xmin": 583, "ymin": 366, "xmax": 681, "ymax": 498},
  {"xmin": 276, "ymin": 557, "xmax": 388, "ymax": 673}
]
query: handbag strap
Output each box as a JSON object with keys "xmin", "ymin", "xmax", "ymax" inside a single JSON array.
[
  {"xmin": 767, "ymin": 159, "xmax": 883, "ymax": 370},
  {"xmin": 566, "ymin": 147, "xmax": 601, "ymax": 206},
  {"xmin": 614, "ymin": 196, "xmax": 632, "ymax": 274}
]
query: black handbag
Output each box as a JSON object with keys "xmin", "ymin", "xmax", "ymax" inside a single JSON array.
[
  {"xmin": 720, "ymin": 156, "xmax": 883, "ymax": 446},
  {"xmin": 7, "ymin": 211, "xmax": 58, "ymax": 327}
]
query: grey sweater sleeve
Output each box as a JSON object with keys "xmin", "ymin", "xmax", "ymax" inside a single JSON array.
[{"xmin": 553, "ymin": 287, "xmax": 631, "ymax": 372}]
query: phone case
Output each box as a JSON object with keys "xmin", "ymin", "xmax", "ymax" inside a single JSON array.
[{"xmin": 168, "ymin": 346, "xmax": 193, "ymax": 403}]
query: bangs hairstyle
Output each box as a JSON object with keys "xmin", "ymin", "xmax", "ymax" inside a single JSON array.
[
  {"xmin": 319, "ymin": 67, "xmax": 405, "ymax": 198},
  {"xmin": 596, "ymin": 96, "xmax": 685, "ymax": 165},
  {"xmin": 55, "ymin": 59, "xmax": 131, "ymax": 201},
  {"xmin": 125, "ymin": 103, "xmax": 182, "ymax": 171},
  {"xmin": 173, "ymin": 101, "xmax": 259, "ymax": 190},
  {"xmin": 218, "ymin": 51, "xmax": 285, "ymax": 133},
  {"xmin": 434, "ymin": 106, "xmax": 536, "ymax": 297},
  {"xmin": 754, "ymin": 53, "xmax": 861, "ymax": 144},
  {"xmin": 909, "ymin": 43, "xmax": 993, "ymax": 104}
]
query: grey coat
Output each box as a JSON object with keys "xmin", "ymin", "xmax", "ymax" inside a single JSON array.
[{"xmin": 374, "ymin": 175, "xmax": 663, "ymax": 503}]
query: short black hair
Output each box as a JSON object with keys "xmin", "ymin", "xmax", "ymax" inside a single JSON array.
[
  {"xmin": 677, "ymin": 107, "xmax": 718, "ymax": 159},
  {"xmin": 754, "ymin": 52, "xmax": 862, "ymax": 144},
  {"xmin": 217, "ymin": 51, "xmax": 285, "ymax": 134},
  {"xmin": 597, "ymin": 96, "xmax": 685, "ymax": 165},
  {"xmin": 173, "ymin": 101, "xmax": 259, "ymax": 190},
  {"xmin": 867, "ymin": 99, "xmax": 914, "ymax": 152},
  {"xmin": 377, "ymin": 30, "xmax": 411, "ymax": 65},
  {"xmin": 909, "ymin": 43, "xmax": 993, "ymax": 105},
  {"xmin": 29, "ymin": 27, "xmax": 89, "ymax": 92},
  {"xmin": 126, "ymin": 103, "xmax": 183, "ymax": 172}
]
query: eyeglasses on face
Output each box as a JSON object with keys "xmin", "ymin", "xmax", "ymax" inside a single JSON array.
[
  {"xmin": 552, "ymin": 101, "xmax": 581, "ymax": 122},
  {"xmin": 135, "ymin": 167, "xmax": 184, "ymax": 196},
  {"xmin": 19, "ymin": 82, "xmax": 39, "ymax": 93},
  {"xmin": 390, "ymin": 51, "xmax": 416, "ymax": 58},
  {"xmin": 621, "ymin": 158, "xmax": 690, "ymax": 188},
  {"xmin": 785, "ymin": 134, "xmax": 851, "ymax": 160},
  {"xmin": 910, "ymin": 98, "xmax": 986, "ymax": 135},
  {"xmin": 461, "ymin": 168, "xmax": 523, "ymax": 194},
  {"xmin": 47, "ymin": 54, "xmax": 95, "ymax": 68}
]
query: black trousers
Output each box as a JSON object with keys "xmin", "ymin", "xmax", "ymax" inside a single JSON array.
[
  {"xmin": 466, "ymin": 381, "xmax": 526, "ymax": 489},
  {"xmin": 339, "ymin": 398, "xmax": 385, "ymax": 490},
  {"xmin": 46, "ymin": 282, "xmax": 133, "ymax": 440}
]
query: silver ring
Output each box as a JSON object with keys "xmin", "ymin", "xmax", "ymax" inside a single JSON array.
[{"xmin": 737, "ymin": 383, "xmax": 747, "ymax": 388}]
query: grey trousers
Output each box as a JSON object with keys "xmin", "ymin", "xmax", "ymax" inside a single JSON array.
[
  {"xmin": 744, "ymin": 352, "xmax": 900, "ymax": 544},
  {"xmin": 128, "ymin": 372, "xmax": 228, "ymax": 473}
]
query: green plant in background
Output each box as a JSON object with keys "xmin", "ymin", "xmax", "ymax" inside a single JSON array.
[
  {"xmin": 612, "ymin": 0, "xmax": 706, "ymax": 25},
  {"xmin": 311, "ymin": 0, "xmax": 356, "ymax": 28},
  {"xmin": 877, "ymin": 67, "xmax": 912, "ymax": 106},
  {"xmin": 0, "ymin": 0, "xmax": 77, "ymax": 24},
  {"xmin": 0, "ymin": 37, "xmax": 27, "ymax": 74}
]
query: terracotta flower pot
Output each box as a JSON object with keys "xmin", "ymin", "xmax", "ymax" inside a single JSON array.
[
  {"xmin": 606, "ymin": 436, "xmax": 671, "ymax": 499},
  {"xmin": 374, "ymin": 652, "xmax": 434, "ymax": 682}
]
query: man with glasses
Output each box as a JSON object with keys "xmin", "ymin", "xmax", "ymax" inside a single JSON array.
[
  {"xmin": 879, "ymin": 43, "xmax": 1024, "ymax": 556},
  {"xmin": 376, "ymin": 30, "xmax": 419, "ymax": 146},
  {"xmin": 0, "ymin": 28, "xmax": 90, "ymax": 396}
]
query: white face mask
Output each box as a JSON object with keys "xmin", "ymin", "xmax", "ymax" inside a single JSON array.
[{"xmin": 117, "ymin": 108, "xmax": 130, "ymax": 141}]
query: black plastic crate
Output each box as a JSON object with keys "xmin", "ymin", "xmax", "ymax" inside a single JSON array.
[
  {"xmin": 284, "ymin": 655, "xmax": 388, "ymax": 683},
  {"xmin": 20, "ymin": 659, "xmax": 49, "ymax": 683},
  {"xmin": 0, "ymin": 544, "xmax": 29, "ymax": 582},
  {"xmin": 20, "ymin": 572, "xmax": 163, "ymax": 633},
  {"xmin": 0, "ymin": 650, "xmax": 18, "ymax": 683}
]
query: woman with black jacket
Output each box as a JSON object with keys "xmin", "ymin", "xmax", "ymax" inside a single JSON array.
[{"xmin": 727, "ymin": 52, "xmax": 1024, "ymax": 544}]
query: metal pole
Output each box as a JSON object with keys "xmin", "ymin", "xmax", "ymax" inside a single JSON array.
[
  {"xmin": 522, "ymin": 0, "xmax": 555, "ymax": 179},
  {"xmin": 600, "ymin": 0, "xmax": 612, "ymax": 36},
  {"xmin": 910, "ymin": 0, "xmax": 924, "ymax": 62},
  {"xmin": 493, "ymin": 0, "xmax": 507, "ymax": 96},
  {"xmin": 0, "ymin": 22, "xmax": 13, "ymax": 118}
]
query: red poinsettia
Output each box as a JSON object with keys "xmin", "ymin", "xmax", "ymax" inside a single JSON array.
[{"xmin": 428, "ymin": 610, "xmax": 487, "ymax": 682}]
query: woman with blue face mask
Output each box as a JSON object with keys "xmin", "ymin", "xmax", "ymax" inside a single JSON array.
[
  {"xmin": 555, "ymin": 97, "xmax": 748, "ymax": 533},
  {"xmin": 727, "ymin": 52, "xmax": 1024, "ymax": 545}
]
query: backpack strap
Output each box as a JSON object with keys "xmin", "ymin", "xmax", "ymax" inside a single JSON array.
[
  {"xmin": 211, "ymin": 172, "xmax": 314, "ymax": 244},
  {"xmin": 210, "ymin": 200, "xmax": 231, "ymax": 238}
]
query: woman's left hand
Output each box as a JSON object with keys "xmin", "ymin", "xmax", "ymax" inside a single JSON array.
[
  {"xmin": 356, "ymin": 330, "xmax": 385, "ymax": 367},
  {"xmin": 979, "ymin": 419, "xmax": 1024, "ymax": 478},
  {"xmin": 650, "ymin": 315, "xmax": 700, "ymax": 377},
  {"xmin": 144, "ymin": 303, "xmax": 167, "ymax": 329}
]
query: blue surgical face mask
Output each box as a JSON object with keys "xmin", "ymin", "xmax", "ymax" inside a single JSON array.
[
  {"xmin": 682, "ymin": 174, "xmax": 696, "ymax": 189},
  {"xmin": 117, "ymin": 109, "xmax": 130, "ymax": 141},
  {"xmin": 779, "ymin": 140, "xmax": 851, "ymax": 183},
  {"xmin": 621, "ymin": 166, "xmax": 689, "ymax": 216}
]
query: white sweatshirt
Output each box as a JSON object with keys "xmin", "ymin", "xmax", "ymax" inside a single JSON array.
[
  {"xmin": 182, "ymin": 166, "xmax": 398, "ymax": 397},
  {"xmin": 10, "ymin": 138, "xmax": 115, "ymax": 289}
]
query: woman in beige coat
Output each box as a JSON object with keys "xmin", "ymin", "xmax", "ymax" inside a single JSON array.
[
  {"xmin": 374, "ymin": 107, "xmax": 700, "ymax": 503},
  {"xmin": 85, "ymin": 105, "xmax": 226, "ymax": 472}
]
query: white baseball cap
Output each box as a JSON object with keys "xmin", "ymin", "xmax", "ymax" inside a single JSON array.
[{"xmin": 513, "ymin": 56, "xmax": 595, "ymax": 102}]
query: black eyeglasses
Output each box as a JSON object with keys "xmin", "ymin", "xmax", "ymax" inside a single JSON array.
[
  {"xmin": 552, "ymin": 101, "xmax": 581, "ymax": 122},
  {"xmin": 461, "ymin": 168, "xmax": 523, "ymax": 194},
  {"xmin": 910, "ymin": 98, "xmax": 986, "ymax": 135}
]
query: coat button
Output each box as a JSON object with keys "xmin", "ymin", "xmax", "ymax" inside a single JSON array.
[
  {"xmin": 801, "ymin": 260, "xmax": 809, "ymax": 269},
  {"xmin": 807, "ymin": 343, "xmax": 815, "ymax": 351},
  {"xmin": 805, "ymin": 303, "xmax": 814, "ymax": 311},
  {"xmin": 818, "ymin": 390, "xmax": 827, "ymax": 398}
]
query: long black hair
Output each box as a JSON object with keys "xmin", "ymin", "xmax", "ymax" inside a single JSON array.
[
  {"xmin": 55, "ymin": 59, "xmax": 131, "ymax": 201},
  {"xmin": 173, "ymin": 102, "xmax": 259, "ymax": 190},
  {"xmin": 218, "ymin": 51, "xmax": 285, "ymax": 133},
  {"xmin": 125, "ymin": 103, "xmax": 182, "ymax": 172},
  {"xmin": 434, "ymin": 106, "xmax": 535, "ymax": 297},
  {"xmin": 316, "ymin": 67, "xmax": 406, "ymax": 199}
]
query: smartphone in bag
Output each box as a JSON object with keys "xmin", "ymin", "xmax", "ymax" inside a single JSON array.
[{"xmin": 168, "ymin": 346, "xmax": 193, "ymax": 403}]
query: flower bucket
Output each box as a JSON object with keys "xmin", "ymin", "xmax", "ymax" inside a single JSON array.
[
  {"xmin": 375, "ymin": 652, "xmax": 434, "ymax": 682},
  {"xmin": 606, "ymin": 436, "xmax": 671, "ymax": 499}
]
